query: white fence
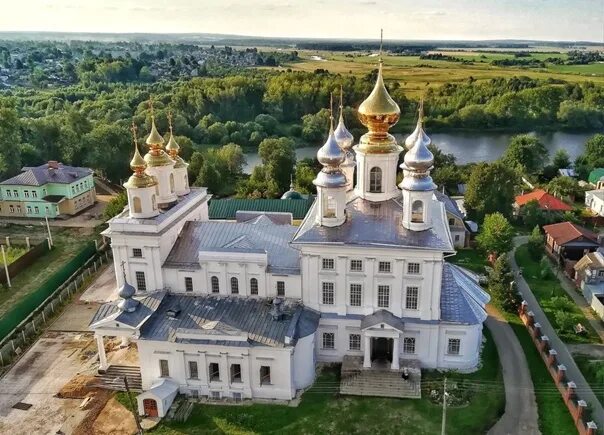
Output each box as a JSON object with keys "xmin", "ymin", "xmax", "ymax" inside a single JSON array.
[{"xmin": 582, "ymin": 285, "xmax": 604, "ymax": 321}]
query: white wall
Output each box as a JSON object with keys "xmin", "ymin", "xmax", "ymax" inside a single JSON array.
[
  {"xmin": 292, "ymin": 333, "xmax": 316, "ymax": 389},
  {"xmin": 137, "ymin": 338, "xmax": 303, "ymax": 401}
]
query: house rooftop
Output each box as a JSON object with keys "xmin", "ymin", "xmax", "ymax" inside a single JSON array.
[
  {"xmin": 588, "ymin": 168, "xmax": 604, "ymax": 184},
  {"xmin": 1, "ymin": 162, "xmax": 93, "ymax": 186},
  {"xmin": 543, "ymin": 221, "xmax": 599, "ymax": 246},
  {"xmin": 514, "ymin": 189, "xmax": 572, "ymax": 212}
]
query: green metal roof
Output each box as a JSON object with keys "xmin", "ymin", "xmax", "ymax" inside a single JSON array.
[
  {"xmin": 209, "ymin": 198, "xmax": 315, "ymax": 220},
  {"xmin": 588, "ymin": 168, "xmax": 604, "ymax": 184}
]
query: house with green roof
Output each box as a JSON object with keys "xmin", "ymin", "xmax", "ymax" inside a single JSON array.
[
  {"xmin": 0, "ymin": 161, "xmax": 96, "ymax": 218},
  {"xmin": 588, "ymin": 168, "xmax": 604, "ymax": 188}
]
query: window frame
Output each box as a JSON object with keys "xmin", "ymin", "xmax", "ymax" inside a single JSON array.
[
  {"xmin": 230, "ymin": 277, "xmax": 239, "ymax": 294},
  {"xmin": 405, "ymin": 286, "xmax": 419, "ymax": 310},
  {"xmin": 188, "ymin": 360, "xmax": 199, "ymax": 379},
  {"xmin": 349, "ymin": 259, "xmax": 363, "ymax": 272},
  {"xmin": 209, "ymin": 362, "xmax": 220, "ymax": 382},
  {"xmin": 159, "ymin": 359, "xmax": 169, "ymax": 377},
  {"xmin": 322, "ymin": 332, "xmax": 335, "ymax": 349},
  {"xmin": 377, "ymin": 285, "xmax": 390, "ymax": 308},
  {"xmin": 349, "ymin": 283, "xmax": 362, "ymax": 307},
  {"xmin": 369, "ymin": 166, "xmax": 383, "ymax": 193},
  {"xmin": 349, "ymin": 333, "xmax": 361, "ymax": 351},
  {"xmin": 259, "ymin": 366, "xmax": 271, "ymax": 385},
  {"xmin": 276, "ymin": 280, "xmax": 285, "ymax": 296},
  {"xmin": 185, "ymin": 276, "xmax": 193, "ymax": 292},
  {"xmin": 321, "ymin": 282, "xmax": 335, "ymax": 305},
  {"xmin": 321, "ymin": 258, "xmax": 335, "ymax": 270},
  {"xmin": 250, "ymin": 278, "xmax": 259, "ymax": 295},
  {"xmin": 403, "ymin": 337, "xmax": 416, "ymax": 354},
  {"xmin": 230, "ymin": 363, "xmax": 242, "ymax": 383},
  {"xmin": 132, "ymin": 248, "xmax": 143, "ymax": 258},
  {"xmin": 447, "ymin": 338, "xmax": 461, "ymax": 355},
  {"xmin": 378, "ymin": 261, "xmax": 391, "ymax": 273},
  {"xmin": 210, "ymin": 276, "xmax": 220, "ymax": 293},
  {"xmin": 407, "ymin": 262, "xmax": 421, "ymax": 275},
  {"xmin": 135, "ymin": 271, "xmax": 146, "ymax": 292}
]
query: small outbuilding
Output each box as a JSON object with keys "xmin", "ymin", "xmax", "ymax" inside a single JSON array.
[{"xmin": 137, "ymin": 378, "xmax": 179, "ymax": 418}]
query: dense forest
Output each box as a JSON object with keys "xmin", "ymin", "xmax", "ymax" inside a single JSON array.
[{"xmin": 1, "ymin": 48, "xmax": 604, "ymax": 199}]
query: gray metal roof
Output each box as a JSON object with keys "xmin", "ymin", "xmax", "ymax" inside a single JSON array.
[
  {"xmin": 1, "ymin": 163, "xmax": 92, "ymax": 186},
  {"xmin": 361, "ymin": 310, "xmax": 405, "ymax": 331},
  {"xmin": 292, "ymin": 194, "xmax": 454, "ymax": 251},
  {"xmin": 434, "ymin": 190, "xmax": 464, "ymax": 220},
  {"xmin": 139, "ymin": 294, "xmax": 320, "ymax": 348},
  {"xmin": 236, "ymin": 211, "xmax": 293, "ymax": 226},
  {"xmin": 89, "ymin": 291, "xmax": 167, "ymax": 328},
  {"xmin": 440, "ymin": 263, "xmax": 489, "ymax": 325},
  {"xmin": 164, "ymin": 218, "xmax": 301, "ymax": 274}
]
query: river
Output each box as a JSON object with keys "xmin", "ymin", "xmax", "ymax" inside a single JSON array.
[{"xmin": 243, "ymin": 131, "xmax": 595, "ymax": 173}]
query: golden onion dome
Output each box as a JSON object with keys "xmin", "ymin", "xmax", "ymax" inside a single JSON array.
[
  {"xmin": 165, "ymin": 134, "xmax": 180, "ymax": 154},
  {"xmin": 146, "ymin": 118, "xmax": 165, "ymax": 146},
  {"xmin": 144, "ymin": 149, "xmax": 175, "ymax": 167},
  {"xmin": 130, "ymin": 142, "xmax": 146, "ymax": 171},
  {"xmin": 173, "ymin": 155, "xmax": 188, "ymax": 169},
  {"xmin": 357, "ymin": 60, "xmax": 400, "ymax": 135}
]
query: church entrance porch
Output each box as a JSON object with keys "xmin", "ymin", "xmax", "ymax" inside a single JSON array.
[{"xmin": 370, "ymin": 337, "xmax": 393, "ymax": 365}]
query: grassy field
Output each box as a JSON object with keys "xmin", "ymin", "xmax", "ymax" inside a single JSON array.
[
  {"xmin": 0, "ymin": 245, "xmax": 28, "ymax": 266},
  {"xmin": 514, "ymin": 245, "xmax": 600, "ymax": 344},
  {"xmin": 134, "ymin": 329, "xmax": 503, "ymax": 435},
  {"xmin": 449, "ymin": 248, "xmax": 489, "ymax": 274},
  {"xmin": 574, "ymin": 355, "xmax": 604, "ymax": 408},
  {"xmin": 282, "ymin": 50, "xmax": 604, "ymax": 98},
  {"xmin": 0, "ymin": 224, "xmax": 96, "ymax": 318}
]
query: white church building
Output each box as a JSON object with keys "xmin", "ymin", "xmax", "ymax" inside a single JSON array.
[{"xmin": 90, "ymin": 61, "xmax": 489, "ymax": 417}]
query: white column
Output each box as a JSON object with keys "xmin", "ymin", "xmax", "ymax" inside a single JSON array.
[
  {"xmin": 391, "ymin": 336, "xmax": 400, "ymax": 370},
  {"xmin": 120, "ymin": 336, "xmax": 130, "ymax": 348},
  {"xmin": 363, "ymin": 335, "xmax": 371, "ymax": 368},
  {"xmin": 96, "ymin": 335, "xmax": 108, "ymax": 371}
]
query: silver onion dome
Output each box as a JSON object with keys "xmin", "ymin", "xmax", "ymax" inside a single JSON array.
[
  {"xmin": 118, "ymin": 280, "xmax": 135, "ymax": 299},
  {"xmin": 404, "ymin": 119, "xmax": 431, "ymax": 150},
  {"xmin": 334, "ymin": 113, "xmax": 354, "ymax": 151},
  {"xmin": 314, "ymin": 115, "xmax": 347, "ymax": 189},
  {"xmin": 404, "ymin": 131, "xmax": 434, "ymax": 172},
  {"xmin": 117, "ymin": 280, "xmax": 139, "ymax": 313}
]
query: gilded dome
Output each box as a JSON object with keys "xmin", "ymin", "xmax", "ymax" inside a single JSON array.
[
  {"xmin": 146, "ymin": 118, "xmax": 165, "ymax": 146},
  {"xmin": 166, "ymin": 134, "xmax": 180, "ymax": 153},
  {"xmin": 144, "ymin": 149, "xmax": 175, "ymax": 167},
  {"xmin": 358, "ymin": 60, "xmax": 400, "ymax": 135}
]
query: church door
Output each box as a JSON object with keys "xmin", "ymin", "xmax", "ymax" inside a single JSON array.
[{"xmin": 371, "ymin": 337, "xmax": 393, "ymax": 363}]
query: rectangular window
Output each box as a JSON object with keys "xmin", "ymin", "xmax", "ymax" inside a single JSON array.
[
  {"xmin": 322, "ymin": 332, "xmax": 335, "ymax": 349},
  {"xmin": 322, "ymin": 282, "xmax": 335, "ymax": 305},
  {"xmin": 349, "ymin": 333, "xmax": 361, "ymax": 350},
  {"xmin": 350, "ymin": 283, "xmax": 362, "ymax": 306},
  {"xmin": 598, "ymin": 270, "xmax": 604, "ymax": 277},
  {"xmin": 34, "ymin": 206, "xmax": 39, "ymax": 214},
  {"xmin": 132, "ymin": 248, "xmax": 142, "ymax": 258},
  {"xmin": 350, "ymin": 259, "xmax": 363, "ymax": 272},
  {"xmin": 230, "ymin": 363, "xmax": 242, "ymax": 383},
  {"xmin": 188, "ymin": 361, "xmax": 198, "ymax": 379},
  {"xmin": 9, "ymin": 205, "xmax": 14, "ymax": 213},
  {"xmin": 276, "ymin": 281, "xmax": 285, "ymax": 296},
  {"xmin": 32, "ymin": 191, "xmax": 37, "ymax": 198},
  {"xmin": 24, "ymin": 190, "xmax": 29, "ymax": 198},
  {"xmin": 185, "ymin": 277, "xmax": 193, "ymax": 292},
  {"xmin": 377, "ymin": 285, "xmax": 390, "ymax": 308},
  {"xmin": 405, "ymin": 286, "xmax": 419, "ymax": 310},
  {"xmin": 378, "ymin": 261, "xmax": 391, "ymax": 273},
  {"xmin": 26, "ymin": 206, "xmax": 32, "ymax": 214},
  {"xmin": 210, "ymin": 391, "xmax": 220, "ymax": 400},
  {"xmin": 250, "ymin": 278, "xmax": 259, "ymax": 295},
  {"xmin": 159, "ymin": 359, "xmax": 169, "ymax": 377},
  {"xmin": 260, "ymin": 366, "xmax": 271, "ymax": 385},
  {"xmin": 322, "ymin": 258, "xmax": 335, "ymax": 270},
  {"xmin": 5, "ymin": 190, "xmax": 10, "ymax": 197},
  {"xmin": 135, "ymin": 271, "xmax": 146, "ymax": 292},
  {"xmin": 447, "ymin": 338, "xmax": 461, "ymax": 355},
  {"xmin": 13, "ymin": 190, "xmax": 17, "ymax": 197},
  {"xmin": 190, "ymin": 389, "xmax": 199, "ymax": 398},
  {"xmin": 209, "ymin": 362, "xmax": 220, "ymax": 381},
  {"xmin": 407, "ymin": 262, "xmax": 420, "ymax": 274},
  {"xmin": 403, "ymin": 337, "xmax": 416, "ymax": 354}
]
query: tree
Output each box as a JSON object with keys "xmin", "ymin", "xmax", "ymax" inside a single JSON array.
[
  {"xmin": 0, "ymin": 106, "xmax": 23, "ymax": 177},
  {"xmin": 488, "ymin": 253, "xmax": 521, "ymax": 312},
  {"xmin": 501, "ymin": 135, "xmax": 548, "ymax": 175},
  {"xmin": 254, "ymin": 114, "xmax": 278, "ymax": 135},
  {"xmin": 552, "ymin": 149, "xmax": 571, "ymax": 170},
  {"xmin": 103, "ymin": 191, "xmax": 128, "ymax": 220},
  {"xmin": 464, "ymin": 162, "xmax": 518, "ymax": 221},
  {"xmin": 522, "ymin": 200, "xmax": 546, "ymax": 229},
  {"xmin": 476, "ymin": 213, "xmax": 515, "ymax": 257},
  {"xmin": 258, "ymin": 137, "xmax": 296, "ymax": 193},
  {"xmin": 294, "ymin": 158, "xmax": 320, "ymax": 194},
  {"xmin": 546, "ymin": 176, "xmax": 582, "ymax": 201},
  {"xmin": 527, "ymin": 225, "xmax": 544, "ymax": 260}
]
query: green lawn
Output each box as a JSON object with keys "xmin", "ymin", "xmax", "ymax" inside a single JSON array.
[
  {"xmin": 0, "ymin": 245, "xmax": 28, "ymax": 266},
  {"xmin": 449, "ymin": 248, "xmax": 489, "ymax": 274},
  {"xmin": 133, "ymin": 329, "xmax": 503, "ymax": 435},
  {"xmin": 514, "ymin": 245, "xmax": 600, "ymax": 344},
  {"xmin": 0, "ymin": 224, "xmax": 96, "ymax": 318},
  {"xmin": 574, "ymin": 355, "xmax": 604, "ymax": 408}
]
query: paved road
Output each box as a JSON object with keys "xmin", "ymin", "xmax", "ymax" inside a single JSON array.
[
  {"xmin": 486, "ymin": 308, "xmax": 540, "ymax": 435},
  {"xmin": 511, "ymin": 237, "xmax": 604, "ymax": 429}
]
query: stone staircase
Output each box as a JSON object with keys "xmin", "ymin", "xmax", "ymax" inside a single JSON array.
[
  {"xmin": 340, "ymin": 357, "xmax": 421, "ymax": 399},
  {"xmin": 94, "ymin": 365, "xmax": 142, "ymax": 392}
]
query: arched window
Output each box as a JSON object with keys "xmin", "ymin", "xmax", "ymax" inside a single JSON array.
[
  {"xmin": 250, "ymin": 278, "xmax": 259, "ymax": 295},
  {"xmin": 411, "ymin": 200, "xmax": 424, "ymax": 223},
  {"xmin": 369, "ymin": 167, "xmax": 382, "ymax": 193},
  {"xmin": 323, "ymin": 193, "xmax": 336, "ymax": 218},
  {"xmin": 169, "ymin": 173, "xmax": 175, "ymax": 193},
  {"xmin": 132, "ymin": 196, "xmax": 142, "ymax": 213},
  {"xmin": 230, "ymin": 277, "xmax": 239, "ymax": 294},
  {"xmin": 151, "ymin": 195, "xmax": 157, "ymax": 210},
  {"xmin": 211, "ymin": 276, "xmax": 219, "ymax": 293}
]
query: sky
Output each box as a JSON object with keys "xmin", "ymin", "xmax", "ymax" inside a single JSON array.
[{"xmin": 0, "ymin": 0, "xmax": 602, "ymax": 42}]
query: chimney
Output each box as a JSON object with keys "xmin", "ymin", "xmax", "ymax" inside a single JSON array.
[
  {"xmin": 270, "ymin": 298, "xmax": 284, "ymax": 321},
  {"xmin": 48, "ymin": 161, "xmax": 59, "ymax": 170}
]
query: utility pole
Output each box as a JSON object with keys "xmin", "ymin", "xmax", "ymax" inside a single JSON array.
[
  {"xmin": 124, "ymin": 376, "xmax": 144, "ymax": 435},
  {"xmin": 441, "ymin": 377, "xmax": 448, "ymax": 435},
  {"xmin": 1, "ymin": 245, "xmax": 11, "ymax": 288},
  {"xmin": 44, "ymin": 216, "xmax": 53, "ymax": 248}
]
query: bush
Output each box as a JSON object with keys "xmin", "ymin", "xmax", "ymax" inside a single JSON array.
[{"xmin": 527, "ymin": 226, "xmax": 544, "ymax": 260}]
